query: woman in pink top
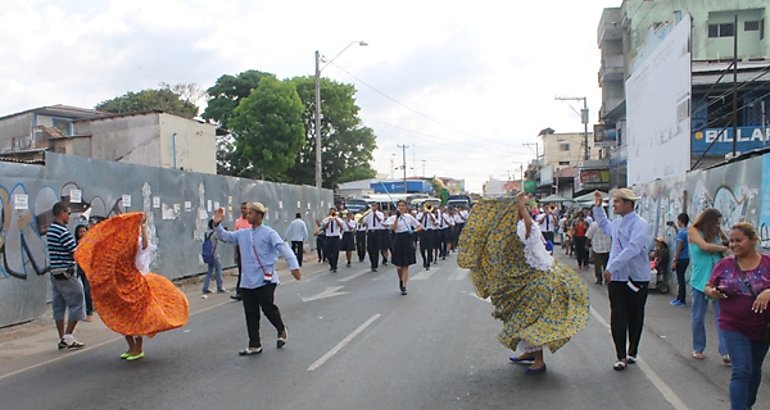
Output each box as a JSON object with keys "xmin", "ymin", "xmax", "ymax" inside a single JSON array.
[{"xmin": 706, "ymin": 222, "xmax": 770, "ymax": 410}]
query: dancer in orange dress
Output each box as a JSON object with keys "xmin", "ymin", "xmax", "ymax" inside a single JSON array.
[{"xmin": 74, "ymin": 212, "xmax": 189, "ymax": 361}]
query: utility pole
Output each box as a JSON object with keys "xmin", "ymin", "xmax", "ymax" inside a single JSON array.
[
  {"xmin": 555, "ymin": 96, "xmax": 590, "ymax": 160},
  {"xmin": 397, "ymin": 144, "xmax": 408, "ymax": 193},
  {"xmin": 732, "ymin": 14, "xmax": 739, "ymax": 158},
  {"xmin": 421, "ymin": 160, "xmax": 426, "ymax": 177},
  {"xmin": 523, "ymin": 142, "xmax": 540, "ymax": 161}
]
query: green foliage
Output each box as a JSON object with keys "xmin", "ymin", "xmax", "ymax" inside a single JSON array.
[
  {"xmin": 288, "ymin": 76, "xmax": 377, "ymax": 189},
  {"xmin": 95, "ymin": 86, "xmax": 198, "ymax": 118},
  {"xmin": 227, "ymin": 76, "xmax": 305, "ymax": 180},
  {"xmin": 203, "ymin": 70, "xmax": 272, "ymax": 127}
]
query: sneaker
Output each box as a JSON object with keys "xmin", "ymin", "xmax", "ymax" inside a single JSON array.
[
  {"xmin": 217, "ymin": 288, "xmax": 228, "ymax": 294},
  {"xmin": 238, "ymin": 346, "xmax": 263, "ymax": 356},
  {"xmin": 277, "ymin": 329, "xmax": 288, "ymax": 349},
  {"xmin": 202, "ymin": 289, "xmax": 213, "ymax": 294},
  {"xmin": 669, "ymin": 299, "xmax": 684, "ymax": 307},
  {"xmin": 57, "ymin": 339, "xmax": 67, "ymax": 350},
  {"xmin": 66, "ymin": 339, "xmax": 85, "ymax": 350},
  {"xmin": 400, "ymin": 287, "xmax": 407, "ymax": 296},
  {"xmin": 627, "ymin": 355, "xmax": 637, "ymax": 364}
]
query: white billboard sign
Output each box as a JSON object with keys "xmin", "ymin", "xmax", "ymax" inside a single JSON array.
[{"xmin": 626, "ymin": 16, "xmax": 691, "ymax": 186}]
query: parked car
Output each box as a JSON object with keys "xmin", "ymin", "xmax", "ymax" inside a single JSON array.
[{"xmin": 344, "ymin": 198, "xmax": 370, "ymax": 214}]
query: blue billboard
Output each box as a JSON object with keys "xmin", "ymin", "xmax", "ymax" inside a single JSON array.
[
  {"xmin": 371, "ymin": 180, "xmax": 433, "ymax": 194},
  {"xmin": 692, "ymin": 127, "xmax": 769, "ymax": 156}
]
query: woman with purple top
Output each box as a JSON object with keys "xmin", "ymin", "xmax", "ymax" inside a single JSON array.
[{"xmin": 705, "ymin": 222, "xmax": 770, "ymax": 410}]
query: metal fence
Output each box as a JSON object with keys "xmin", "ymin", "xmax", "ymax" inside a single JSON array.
[{"xmin": 0, "ymin": 152, "xmax": 332, "ymax": 328}]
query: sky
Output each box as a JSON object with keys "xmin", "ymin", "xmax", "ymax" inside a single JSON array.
[{"xmin": 0, "ymin": 0, "xmax": 620, "ymax": 193}]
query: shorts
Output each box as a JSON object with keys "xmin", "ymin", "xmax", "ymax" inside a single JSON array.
[{"xmin": 51, "ymin": 274, "xmax": 86, "ymax": 322}]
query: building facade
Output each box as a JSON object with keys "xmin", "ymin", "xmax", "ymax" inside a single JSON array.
[{"xmin": 597, "ymin": 0, "xmax": 770, "ymax": 186}]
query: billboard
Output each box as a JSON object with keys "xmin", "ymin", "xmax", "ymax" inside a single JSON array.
[
  {"xmin": 692, "ymin": 127, "xmax": 769, "ymax": 156},
  {"xmin": 626, "ymin": 16, "xmax": 691, "ymax": 186}
]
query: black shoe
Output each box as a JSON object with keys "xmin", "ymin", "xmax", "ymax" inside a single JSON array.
[
  {"xmin": 230, "ymin": 294, "xmax": 242, "ymax": 301},
  {"xmin": 239, "ymin": 346, "xmax": 263, "ymax": 356},
  {"xmin": 333, "ymin": 268, "xmax": 337, "ymax": 273},
  {"xmin": 426, "ymin": 266, "xmax": 430, "ymax": 271},
  {"xmin": 57, "ymin": 339, "xmax": 67, "ymax": 350},
  {"xmin": 371, "ymin": 268, "xmax": 378, "ymax": 272},
  {"xmin": 277, "ymin": 329, "xmax": 287, "ymax": 349},
  {"xmin": 400, "ymin": 287, "xmax": 407, "ymax": 295},
  {"xmin": 346, "ymin": 262, "xmax": 351, "ymax": 268}
]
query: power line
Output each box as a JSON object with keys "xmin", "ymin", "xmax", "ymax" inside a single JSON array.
[{"xmin": 325, "ymin": 60, "xmax": 517, "ymax": 149}]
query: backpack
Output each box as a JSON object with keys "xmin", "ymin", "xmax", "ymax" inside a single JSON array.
[{"xmin": 201, "ymin": 232, "xmax": 216, "ymax": 264}]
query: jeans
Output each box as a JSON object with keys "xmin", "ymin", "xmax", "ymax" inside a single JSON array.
[
  {"xmin": 691, "ymin": 288, "xmax": 728, "ymax": 355},
  {"xmin": 593, "ymin": 252, "xmax": 609, "ymax": 283},
  {"xmin": 675, "ymin": 259, "xmax": 689, "ymax": 303},
  {"xmin": 203, "ymin": 257, "xmax": 223, "ymax": 292},
  {"xmin": 722, "ymin": 329, "xmax": 770, "ymax": 410},
  {"xmin": 79, "ymin": 269, "xmax": 94, "ymax": 315}
]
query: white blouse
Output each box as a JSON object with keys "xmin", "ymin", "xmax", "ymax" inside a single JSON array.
[
  {"xmin": 135, "ymin": 231, "xmax": 157, "ymax": 276},
  {"xmin": 516, "ymin": 219, "xmax": 553, "ymax": 272},
  {"xmin": 385, "ymin": 214, "xmax": 423, "ymax": 234}
]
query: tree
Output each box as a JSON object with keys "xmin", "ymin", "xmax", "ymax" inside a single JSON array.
[
  {"xmin": 227, "ymin": 76, "xmax": 305, "ymax": 180},
  {"xmin": 202, "ymin": 70, "xmax": 273, "ymax": 127},
  {"xmin": 288, "ymin": 76, "xmax": 377, "ymax": 189},
  {"xmin": 95, "ymin": 85, "xmax": 198, "ymax": 118}
]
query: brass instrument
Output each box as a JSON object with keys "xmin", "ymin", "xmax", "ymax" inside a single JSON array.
[
  {"xmin": 355, "ymin": 208, "xmax": 372, "ymax": 225},
  {"xmin": 422, "ymin": 202, "xmax": 435, "ymax": 213}
]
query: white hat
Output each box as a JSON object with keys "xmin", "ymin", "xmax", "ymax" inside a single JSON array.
[{"xmin": 612, "ymin": 188, "xmax": 639, "ymax": 201}]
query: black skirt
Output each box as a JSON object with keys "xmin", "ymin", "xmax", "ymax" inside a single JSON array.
[
  {"xmin": 341, "ymin": 232, "xmax": 355, "ymax": 251},
  {"xmin": 391, "ymin": 232, "xmax": 416, "ymax": 267},
  {"xmin": 380, "ymin": 230, "xmax": 393, "ymax": 250}
]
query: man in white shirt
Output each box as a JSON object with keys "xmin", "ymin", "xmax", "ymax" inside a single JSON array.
[
  {"xmin": 586, "ymin": 217, "xmax": 611, "ymax": 285},
  {"xmin": 321, "ymin": 208, "xmax": 345, "ymax": 273},
  {"xmin": 537, "ymin": 206, "xmax": 557, "ymax": 244},
  {"xmin": 362, "ymin": 203, "xmax": 385, "ymax": 272},
  {"xmin": 284, "ymin": 213, "xmax": 309, "ymax": 267},
  {"xmin": 416, "ymin": 207, "xmax": 437, "ymax": 270}
]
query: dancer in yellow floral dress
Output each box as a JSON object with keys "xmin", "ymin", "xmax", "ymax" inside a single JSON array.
[{"xmin": 458, "ymin": 192, "xmax": 589, "ymax": 374}]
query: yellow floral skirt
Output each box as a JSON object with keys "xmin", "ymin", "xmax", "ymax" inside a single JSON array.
[{"xmin": 458, "ymin": 198, "xmax": 589, "ymax": 352}]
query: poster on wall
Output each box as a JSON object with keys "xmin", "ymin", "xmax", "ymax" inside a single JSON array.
[{"xmin": 760, "ymin": 155, "xmax": 770, "ymax": 249}]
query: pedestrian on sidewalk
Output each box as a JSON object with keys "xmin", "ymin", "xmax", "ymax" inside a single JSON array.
[
  {"xmin": 47, "ymin": 202, "xmax": 87, "ymax": 350},
  {"xmin": 592, "ymin": 189, "xmax": 651, "ymax": 371},
  {"xmin": 688, "ymin": 208, "xmax": 730, "ymax": 364},
  {"xmin": 75, "ymin": 224, "xmax": 94, "ymax": 322},
  {"xmin": 213, "ymin": 203, "xmax": 301, "ymax": 355},
  {"xmin": 231, "ymin": 202, "xmax": 251, "ymax": 301},
  {"xmin": 670, "ymin": 213, "xmax": 690, "ymax": 307},
  {"xmin": 74, "ymin": 212, "xmax": 189, "ymax": 361},
  {"xmin": 572, "ymin": 214, "xmax": 590, "ymax": 270},
  {"xmin": 202, "ymin": 219, "xmax": 226, "ymax": 296},
  {"xmin": 705, "ymin": 222, "xmax": 770, "ymax": 410},
  {"xmin": 284, "ymin": 213, "xmax": 308, "ymax": 267},
  {"xmin": 386, "ymin": 200, "xmax": 424, "ymax": 295},
  {"xmin": 586, "ymin": 217, "xmax": 611, "ymax": 285},
  {"xmin": 458, "ymin": 192, "xmax": 589, "ymax": 375}
]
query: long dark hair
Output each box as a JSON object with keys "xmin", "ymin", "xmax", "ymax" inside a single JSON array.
[{"xmin": 692, "ymin": 208, "xmax": 722, "ymax": 243}]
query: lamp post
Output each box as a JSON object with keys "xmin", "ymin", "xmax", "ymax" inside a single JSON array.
[{"xmin": 314, "ymin": 41, "xmax": 368, "ymax": 189}]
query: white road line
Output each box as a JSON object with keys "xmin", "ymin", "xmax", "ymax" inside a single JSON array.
[
  {"xmin": 462, "ymin": 290, "xmax": 490, "ymax": 303},
  {"xmin": 588, "ymin": 306, "xmax": 689, "ymax": 410},
  {"xmin": 338, "ymin": 269, "xmax": 369, "ymax": 282},
  {"xmin": 0, "ymin": 298, "xmax": 233, "ymax": 383},
  {"xmin": 412, "ymin": 267, "xmax": 440, "ymax": 280},
  {"xmin": 449, "ymin": 269, "xmax": 469, "ymax": 281},
  {"xmin": 307, "ymin": 313, "xmax": 381, "ymax": 372}
]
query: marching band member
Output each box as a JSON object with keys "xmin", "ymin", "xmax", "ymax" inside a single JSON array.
[
  {"xmin": 380, "ymin": 209, "xmax": 393, "ymax": 266},
  {"xmin": 363, "ymin": 203, "xmax": 386, "ymax": 272},
  {"xmin": 342, "ymin": 212, "xmax": 357, "ymax": 267},
  {"xmin": 386, "ymin": 200, "xmax": 424, "ymax": 295},
  {"xmin": 355, "ymin": 214, "xmax": 368, "ymax": 263},
  {"xmin": 416, "ymin": 204, "xmax": 438, "ymax": 270},
  {"xmin": 436, "ymin": 205, "xmax": 455, "ymax": 260},
  {"xmin": 321, "ymin": 208, "xmax": 345, "ymax": 273}
]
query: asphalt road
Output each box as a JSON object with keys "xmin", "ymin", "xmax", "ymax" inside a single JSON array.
[{"xmin": 0, "ymin": 250, "xmax": 764, "ymax": 410}]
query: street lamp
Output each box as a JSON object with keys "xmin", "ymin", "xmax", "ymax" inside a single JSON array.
[{"xmin": 314, "ymin": 41, "xmax": 368, "ymax": 189}]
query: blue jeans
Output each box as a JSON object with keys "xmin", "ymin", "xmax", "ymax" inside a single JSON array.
[
  {"xmin": 722, "ymin": 329, "xmax": 770, "ymax": 410},
  {"xmin": 691, "ymin": 288, "xmax": 728, "ymax": 355},
  {"xmin": 203, "ymin": 257, "xmax": 223, "ymax": 292}
]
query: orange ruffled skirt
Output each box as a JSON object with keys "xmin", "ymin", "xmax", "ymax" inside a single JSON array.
[{"xmin": 74, "ymin": 213, "xmax": 189, "ymax": 337}]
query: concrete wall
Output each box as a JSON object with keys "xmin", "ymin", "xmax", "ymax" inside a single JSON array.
[
  {"xmin": 158, "ymin": 113, "xmax": 216, "ymax": 174},
  {"xmin": 75, "ymin": 113, "xmax": 162, "ymax": 167},
  {"xmin": 0, "ymin": 152, "xmax": 332, "ymax": 328},
  {"xmin": 0, "ymin": 112, "xmax": 35, "ymax": 152},
  {"xmin": 541, "ymin": 132, "xmax": 602, "ymax": 168}
]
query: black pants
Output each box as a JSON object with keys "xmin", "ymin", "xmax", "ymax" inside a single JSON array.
[
  {"xmin": 241, "ymin": 284, "xmax": 284, "ymax": 348},
  {"xmin": 367, "ymin": 230, "xmax": 380, "ymax": 269},
  {"xmin": 437, "ymin": 229, "xmax": 449, "ymax": 258},
  {"xmin": 574, "ymin": 236, "xmax": 588, "ymax": 266},
  {"xmin": 608, "ymin": 280, "xmax": 649, "ymax": 360},
  {"xmin": 356, "ymin": 231, "xmax": 367, "ymax": 262},
  {"xmin": 290, "ymin": 241, "xmax": 303, "ymax": 267},
  {"xmin": 316, "ymin": 235, "xmax": 325, "ymax": 262},
  {"xmin": 675, "ymin": 259, "xmax": 690, "ymax": 302},
  {"xmin": 542, "ymin": 231, "xmax": 555, "ymax": 244},
  {"xmin": 419, "ymin": 230, "xmax": 434, "ymax": 268},
  {"xmin": 235, "ymin": 247, "xmax": 242, "ymax": 294},
  {"xmin": 593, "ymin": 251, "xmax": 609, "ymax": 282},
  {"xmin": 325, "ymin": 236, "xmax": 341, "ymax": 270}
]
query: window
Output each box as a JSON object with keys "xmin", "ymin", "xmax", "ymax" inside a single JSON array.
[
  {"xmin": 745, "ymin": 20, "xmax": 760, "ymax": 31},
  {"xmin": 51, "ymin": 118, "xmax": 72, "ymax": 136},
  {"xmin": 559, "ymin": 143, "xmax": 570, "ymax": 151},
  {"xmin": 558, "ymin": 160, "xmax": 571, "ymax": 166},
  {"xmin": 708, "ymin": 23, "xmax": 735, "ymax": 38}
]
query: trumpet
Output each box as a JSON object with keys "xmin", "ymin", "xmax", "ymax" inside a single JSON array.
[{"xmin": 422, "ymin": 202, "xmax": 435, "ymax": 213}]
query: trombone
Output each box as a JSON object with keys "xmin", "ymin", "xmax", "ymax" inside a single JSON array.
[{"xmin": 354, "ymin": 208, "xmax": 372, "ymax": 225}]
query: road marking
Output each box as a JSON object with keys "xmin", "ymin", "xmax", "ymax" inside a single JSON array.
[
  {"xmin": 449, "ymin": 269, "xmax": 469, "ymax": 281},
  {"xmin": 588, "ymin": 306, "xmax": 689, "ymax": 410},
  {"xmin": 300, "ymin": 286, "xmax": 348, "ymax": 302},
  {"xmin": 412, "ymin": 267, "xmax": 440, "ymax": 280},
  {"xmin": 307, "ymin": 313, "xmax": 381, "ymax": 372},
  {"xmin": 0, "ymin": 298, "xmax": 233, "ymax": 383},
  {"xmin": 338, "ymin": 269, "xmax": 369, "ymax": 282}
]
